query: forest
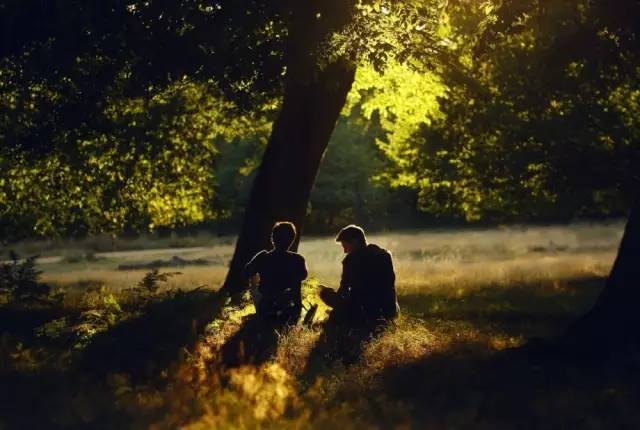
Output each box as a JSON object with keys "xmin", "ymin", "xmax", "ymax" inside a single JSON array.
[{"xmin": 1, "ymin": 0, "xmax": 639, "ymax": 428}]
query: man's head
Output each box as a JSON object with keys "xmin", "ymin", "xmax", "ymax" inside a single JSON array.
[
  {"xmin": 271, "ymin": 221, "xmax": 297, "ymax": 250},
  {"xmin": 335, "ymin": 224, "xmax": 367, "ymax": 254}
]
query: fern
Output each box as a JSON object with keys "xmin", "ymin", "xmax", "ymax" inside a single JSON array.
[{"xmin": 36, "ymin": 287, "xmax": 124, "ymax": 349}]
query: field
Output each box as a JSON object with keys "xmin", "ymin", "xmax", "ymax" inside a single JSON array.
[{"xmin": 3, "ymin": 221, "xmax": 640, "ymax": 429}]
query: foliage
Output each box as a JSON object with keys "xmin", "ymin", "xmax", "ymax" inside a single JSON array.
[
  {"xmin": 1, "ymin": 0, "xmax": 639, "ymax": 240},
  {"xmin": 372, "ymin": 0, "xmax": 640, "ymax": 221},
  {"xmin": 133, "ymin": 269, "xmax": 183, "ymax": 297},
  {"xmin": 0, "ymin": 0, "xmax": 284, "ymax": 238},
  {"xmin": 73, "ymin": 291, "xmax": 123, "ymax": 346},
  {"xmin": 35, "ymin": 269, "xmax": 181, "ymax": 350},
  {"xmin": 0, "ymin": 0, "xmax": 448, "ymax": 240},
  {"xmin": 0, "ymin": 81, "xmax": 274, "ymax": 239},
  {"xmin": 209, "ymin": 135, "xmax": 269, "ymax": 223},
  {"xmin": 36, "ymin": 287, "xmax": 124, "ymax": 350},
  {"xmin": 309, "ymin": 112, "xmax": 421, "ymax": 232},
  {"xmin": 345, "ymin": 60, "xmax": 447, "ymax": 183},
  {"xmin": 0, "ymin": 251, "xmax": 56, "ymax": 304},
  {"xmin": 326, "ymin": 0, "xmax": 447, "ymax": 71}
]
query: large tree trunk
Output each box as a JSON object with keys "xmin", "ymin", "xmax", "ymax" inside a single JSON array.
[
  {"xmin": 222, "ymin": 3, "xmax": 357, "ymax": 293},
  {"xmin": 568, "ymin": 201, "xmax": 640, "ymax": 344}
]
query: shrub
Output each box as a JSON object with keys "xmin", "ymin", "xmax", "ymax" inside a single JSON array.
[{"xmin": 0, "ymin": 251, "xmax": 58, "ymax": 304}]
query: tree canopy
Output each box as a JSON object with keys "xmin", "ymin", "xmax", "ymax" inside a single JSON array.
[
  {"xmin": 369, "ymin": 0, "xmax": 640, "ymax": 221},
  {"xmin": 1, "ymin": 0, "xmax": 638, "ymax": 241}
]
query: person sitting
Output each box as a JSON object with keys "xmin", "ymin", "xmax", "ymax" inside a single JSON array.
[
  {"xmin": 244, "ymin": 221, "xmax": 308, "ymax": 327},
  {"xmin": 320, "ymin": 224, "xmax": 399, "ymax": 326},
  {"xmin": 301, "ymin": 224, "xmax": 398, "ymax": 371}
]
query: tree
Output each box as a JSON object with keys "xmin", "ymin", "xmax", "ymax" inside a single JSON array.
[
  {"xmin": 0, "ymin": 82, "xmax": 272, "ymax": 239},
  {"xmin": 374, "ymin": 0, "xmax": 639, "ymax": 223},
  {"xmin": 392, "ymin": 0, "xmax": 639, "ymax": 342},
  {"xmin": 308, "ymin": 109, "xmax": 421, "ymax": 233},
  {"xmin": 220, "ymin": 1, "xmax": 359, "ymax": 292},
  {"xmin": 0, "ymin": 1, "xmax": 283, "ymax": 238},
  {"xmin": 332, "ymin": 0, "xmax": 639, "ymax": 343},
  {"xmin": 1, "ymin": 0, "xmax": 445, "ymax": 292},
  {"xmin": 477, "ymin": 0, "xmax": 640, "ymax": 343},
  {"xmin": 221, "ymin": 1, "xmax": 448, "ymax": 291},
  {"xmin": 570, "ymin": 201, "xmax": 640, "ymax": 345}
]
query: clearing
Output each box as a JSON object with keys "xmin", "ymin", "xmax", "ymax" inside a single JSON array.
[{"xmin": 3, "ymin": 221, "xmax": 639, "ymax": 429}]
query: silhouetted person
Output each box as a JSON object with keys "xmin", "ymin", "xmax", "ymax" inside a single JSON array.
[
  {"xmin": 320, "ymin": 224, "xmax": 399, "ymax": 325},
  {"xmin": 244, "ymin": 221, "xmax": 308, "ymax": 327},
  {"xmin": 304, "ymin": 225, "xmax": 398, "ymax": 376},
  {"xmin": 223, "ymin": 222, "xmax": 307, "ymax": 368}
]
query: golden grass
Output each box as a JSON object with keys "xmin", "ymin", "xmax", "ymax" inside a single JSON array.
[
  {"xmin": 44, "ymin": 266, "xmax": 229, "ymax": 292},
  {"xmin": 3, "ymin": 223, "xmax": 631, "ymax": 429},
  {"xmin": 36, "ymin": 222, "xmax": 620, "ymax": 295}
]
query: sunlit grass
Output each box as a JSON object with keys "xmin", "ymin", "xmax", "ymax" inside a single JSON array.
[
  {"xmin": 27, "ymin": 222, "xmax": 621, "ymax": 293},
  {"xmin": 3, "ymin": 222, "xmax": 636, "ymax": 429}
]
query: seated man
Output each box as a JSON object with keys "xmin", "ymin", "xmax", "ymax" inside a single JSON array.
[
  {"xmin": 244, "ymin": 221, "xmax": 308, "ymax": 326},
  {"xmin": 302, "ymin": 225, "xmax": 398, "ymax": 371},
  {"xmin": 320, "ymin": 224, "xmax": 399, "ymax": 326}
]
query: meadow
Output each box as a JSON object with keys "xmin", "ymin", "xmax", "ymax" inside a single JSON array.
[
  {"xmin": 3, "ymin": 221, "xmax": 639, "ymax": 429},
  {"xmin": 21, "ymin": 221, "xmax": 620, "ymax": 291}
]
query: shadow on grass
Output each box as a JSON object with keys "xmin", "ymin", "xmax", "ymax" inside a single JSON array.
[
  {"xmin": 301, "ymin": 314, "xmax": 389, "ymax": 384},
  {"xmin": 220, "ymin": 314, "xmax": 282, "ymax": 368},
  {"xmin": 0, "ymin": 368, "xmax": 131, "ymax": 430},
  {"xmin": 0, "ymin": 276, "xmax": 621, "ymax": 428},
  {"xmin": 368, "ymin": 276, "xmax": 640, "ymax": 428},
  {"xmin": 82, "ymin": 289, "xmax": 224, "ymax": 381},
  {"xmin": 0, "ymin": 289, "xmax": 226, "ymax": 429},
  {"xmin": 0, "ymin": 304, "xmax": 68, "ymax": 341},
  {"xmin": 377, "ymin": 339, "xmax": 640, "ymax": 429},
  {"xmin": 398, "ymin": 276, "xmax": 605, "ymax": 336}
]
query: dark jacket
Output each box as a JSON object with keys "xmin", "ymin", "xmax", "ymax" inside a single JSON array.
[
  {"xmin": 332, "ymin": 244, "xmax": 398, "ymax": 323},
  {"xmin": 244, "ymin": 249, "xmax": 307, "ymax": 321}
]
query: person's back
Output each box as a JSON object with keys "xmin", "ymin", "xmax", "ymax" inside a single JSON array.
[
  {"xmin": 244, "ymin": 222, "xmax": 307, "ymax": 326},
  {"xmin": 342, "ymin": 243, "xmax": 398, "ymax": 322},
  {"xmin": 321, "ymin": 225, "xmax": 399, "ymax": 325},
  {"xmin": 311, "ymin": 225, "xmax": 398, "ymax": 370},
  {"xmin": 246, "ymin": 249, "xmax": 306, "ymax": 315}
]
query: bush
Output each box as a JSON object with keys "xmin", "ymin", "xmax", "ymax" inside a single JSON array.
[{"xmin": 0, "ymin": 251, "xmax": 57, "ymax": 304}]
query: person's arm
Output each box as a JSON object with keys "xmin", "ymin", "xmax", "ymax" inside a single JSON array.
[
  {"xmin": 337, "ymin": 257, "xmax": 355, "ymax": 300},
  {"xmin": 299, "ymin": 256, "xmax": 308, "ymax": 281},
  {"xmin": 320, "ymin": 258, "xmax": 353, "ymax": 309},
  {"xmin": 382, "ymin": 251, "xmax": 399, "ymax": 318},
  {"xmin": 386, "ymin": 252, "xmax": 396, "ymax": 288},
  {"xmin": 244, "ymin": 251, "xmax": 265, "ymax": 278},
  {"xmin": 319, "ymin": 286, "xmax": 341, "ymax": 308}
]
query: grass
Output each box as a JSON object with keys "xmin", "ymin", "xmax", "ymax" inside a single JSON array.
[
  {"xmin": 3, "ymin": 220, "xmax": 621, "ymax": 291},
  {"xmin": 2, "ymin": 222, "xmax": 639, "ymax": 429}
]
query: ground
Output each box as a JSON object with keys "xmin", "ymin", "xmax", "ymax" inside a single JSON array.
[{"xmin": 2, "ymin": 222, "xmax": 640, "ymax": 429}]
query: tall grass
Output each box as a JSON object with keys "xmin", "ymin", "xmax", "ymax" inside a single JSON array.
[
  {"xmin": 2, "ymin": 222, "xmax": 634, "ymax": 429},
  {"xmin": 31, "ymin": 222, "xmax": 620, "ymax": 295}
]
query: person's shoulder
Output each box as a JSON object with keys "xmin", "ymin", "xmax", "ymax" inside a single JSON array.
[
  {"xmin": 286, "ymin": 251, "xmax": 306, "ymax": 262},
  {"xmin": 251, "ymin": 249, "xmax": 269, "ymax": 260},
  {"xmin": 365, "ymin": 243, "xmax": 388, "ymax": 254},
  {"xmin": 366, "ymin": 244, "xmax": 393, "ymax": 260}
]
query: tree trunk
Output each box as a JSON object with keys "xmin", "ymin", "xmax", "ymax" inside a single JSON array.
[
  {"xmin": 222, "ymin": 4, "xmax": 357, "ymax": 293},
  {"xmin": 568, "ymin": 201, "xmax": 640, "ymax": 344}
]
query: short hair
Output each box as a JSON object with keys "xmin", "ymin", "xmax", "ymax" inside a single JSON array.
[
  {"xmin": 271, "ymin": 221, "xmax": 297, "ymax": 249},
  {"xmin": 335, "ymin": 224, "xmax": 366, "ymax": 245}
]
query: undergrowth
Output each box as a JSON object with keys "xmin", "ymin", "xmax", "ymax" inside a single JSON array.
[
  {"xmin": 0, "ymin": 252, "xmax": 61, "ymax": 305},
  {"xmin": 1, "ymin": 267, "xmax": 639, "ymax": 429}
]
